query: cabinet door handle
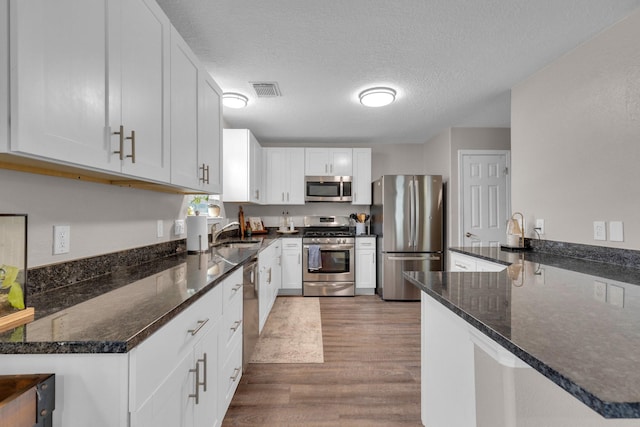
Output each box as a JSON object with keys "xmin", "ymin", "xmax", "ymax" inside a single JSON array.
[
  {"xmin": 199, "ymin": 163, "xmax": 207, "ymax": 183},
  {"xmin": 112, "ymin": 125, "xmax": 124, "ymax": 160},
  {"xmin": 330, "ymin": 163, "xmax": 333, "ymax": 173},
  {"xmin": 298, "ymin": 254, "xmax": 301, "ymax": 265},
  {"xmin": 125, "ymin": 130, "xmax": 136, "ymax": 163},
  {"xmin": 230, "ymin": 320, "xmax": 242, "ymax": 331},
  {"xmin": 325, "ymin": 164, "xmax": 328, "ymax": 173},
  {"xmin": 198, "ymin": 353, "xmax": 207, "ymax": 392},
  {"xmin": 189, "ymin": 362, "xmax": 200, "ymax": 404},
  {"xmin": 281, "ymin": 192, "xmax": 285, "ymax": 202},
  {"xmin": 188, "ymin": 318, "xmax": 209, "ymax": 336},
  {"xmin": 205, "ymin": 164, "xmax": 210, "ymax": 184},
  {"xmin": 230, "ymin": 367, "xmax": 241, "ymax": 382},
  {"xmin": 232, "ymin": 283, "xmax": 242, "ymax": 293},
  {"xmin": 454, "ymin": 262, "xmax": 469, "ymax": 270}
]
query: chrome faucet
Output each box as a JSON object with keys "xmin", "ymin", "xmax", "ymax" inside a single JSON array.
[{"xmin": 212, "ymin": 221, "xmax": 240, "ymax": 244}]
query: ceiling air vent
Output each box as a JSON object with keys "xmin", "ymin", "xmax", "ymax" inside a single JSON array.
[{"xmin": 251, "ymin": 82, "xmax": 281, "ymax": 98}]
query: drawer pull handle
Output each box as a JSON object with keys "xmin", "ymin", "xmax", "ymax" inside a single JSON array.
[
  {"xmin": 454, "ymin": 262, "xmax": 469, "ymax": 270},
  {"xmin": 232, "ymin": 283, "xmax": 242, "ymax": 292},
  {"xmin": 188, "ymin": 318, "xmax": 209, "ymax": 336},
  {"xmin": 230, "ymin": 320, "xmax": 242, "ymax": 331},
  {"xmin": 189, "ymin": 362, "xmax": 200, "ymax": 404},
  {"xmin": 230, "ymin": 367, "xmax": 241, "ymax": 382}
]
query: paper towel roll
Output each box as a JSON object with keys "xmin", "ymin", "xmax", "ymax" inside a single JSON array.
[{"xmin": 186, "ymin": 215, "xmax": 208, "ymax": 253}]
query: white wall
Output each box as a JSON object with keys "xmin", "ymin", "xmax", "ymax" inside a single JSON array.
[
  {"xmin": 0, "ymin": 169, "xmax": 188, "ymax": 268},
  {"xmin": 511, "ymin": 8, "xmax": 640, "ymax": 249},
  {"xmin": 422, "ymin": 127, "xmax": 511, "ymax": 249}
]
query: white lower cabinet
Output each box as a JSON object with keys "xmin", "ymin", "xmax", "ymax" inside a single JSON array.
[
  {"xmin": 356, "ymin": 237, "xmax": 376, "ymax": 294},
  {"xmin": 280, "ymin": 238, "xmax": 302, "ymax": 294},
  {"xmin": 218, "ymin": 268, "xmax": 244, "ymax": 417},
  {"xmin": 258, "ymin": 240, "xmax": 281, "ymax": 333},
  {"xmin": 449, "ymin": 251, "xmax": 506, "ymax": 272},
  {"xmin": 0, "ymin": 267, "xmax": 243, "ymax": 427}
]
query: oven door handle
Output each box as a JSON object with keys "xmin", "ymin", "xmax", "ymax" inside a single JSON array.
[
  {"xmin": 303, "ymin": 244, "xmax": 354, "ymax": 250},
  {"xmin": 387, "ymin": 255, "xmax": 441, "ymax": 261}
]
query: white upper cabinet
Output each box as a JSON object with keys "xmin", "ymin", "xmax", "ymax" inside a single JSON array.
[
  {"xmin": 265, "ymin": 147, "xmax": 305, "ymax": 205},
  {"xmin": 8, "ymin": 0, "xmax": 112, "ymax": 169},
  {"xmin": 5, "ymin": 0, "xmax": 225, "ymax": 193},
  {"xmin": 352, "ymin": 148, "xmax": 372, "ymax": 205},
  {"xmin": 169, "ymin": 27, "xmax": 199, "ymax": 189},
  {"xmin": 170, "ymin": 26, "xmax": 222, "ymax": 194},
  {"xmin": 197, "ymin": 73, "xmax": 223, "ymax": 194},
  {"xmin": 223, "ymin": 129, "xmax": 263, "ymax": 203},
  {"xmin": 8, "ymin": 0, "xmax": 171, "ymax": 182},
  {"xmin": 304, "ymin": 148, "xmax": 352, "ymax": 176},
  {"xmin": 108, "ymin": 0, "xmax": 171, "ymax": 182}
]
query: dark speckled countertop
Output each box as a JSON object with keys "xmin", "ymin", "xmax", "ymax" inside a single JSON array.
[
  {"xmin": 405, "ymin": 247, "xmax": 640, "ymax": 419},
  {"xmin": 0, "ymin": 238, "xmax": 276, "ymax": 355}
]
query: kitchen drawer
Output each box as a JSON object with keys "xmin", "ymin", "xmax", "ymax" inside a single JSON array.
[
  {"xmin": 356, "ymin": 237, "xmax": 376, "ymax": 249},
  {"xmin": 219, "ymin": 337, "xmax": 242, "ymax": 415},
  {"xmin": 449, "ymin": 252, "xmax": 476, "ymax": 272},
  {"xmin": 220, "ymin": 289, "xmax": 243, "ymax": 355},
  {"xmin": 281, "ymin": 239, "xmax": 302, "ymax": 251},
  {"xmin": 223, "ymin": 268, "xmax": 243, "ymax": 308},
  {"xmin": 129, "ymin": 283, "xmax": 223, "ymax": 411}
]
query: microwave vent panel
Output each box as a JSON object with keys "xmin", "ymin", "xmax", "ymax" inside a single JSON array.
[{"xmin": 251, "ymin": 82, "xmax": 281, "ymax": 98}]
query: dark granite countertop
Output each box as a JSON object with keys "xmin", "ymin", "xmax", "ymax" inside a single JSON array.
[
  {"xmin": 0, "ymin": 238, "xmax": 276, "ymax": 355},
  {"xmin": 405, "ymin": 247, "xmax": 640, "ymax": 418}
]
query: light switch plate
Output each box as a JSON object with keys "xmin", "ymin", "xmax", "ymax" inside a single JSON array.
[{"xmin": 609, "ymin": 221, "xmax": 624, "ymax": 242}]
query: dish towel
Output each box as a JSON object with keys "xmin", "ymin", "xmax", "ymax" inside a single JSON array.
[{"xmin": 308, "ymin": 245, "xmax": 322, "ymax": 271}]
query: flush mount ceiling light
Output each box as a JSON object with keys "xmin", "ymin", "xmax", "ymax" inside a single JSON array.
[
  {"xmin": 222, "ymin": 92, "xmax": 249, "ymax": 109},
  {"xmin": 359, "ymin": 87, "xmax": 396, "ymax": 107}
]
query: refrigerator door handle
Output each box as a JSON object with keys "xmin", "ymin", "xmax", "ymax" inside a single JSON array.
[
  {"xmin": 409, "ymin": 178, "xmax": 415, "ymax": 248},
  {"xmin": 413, "ymin": 176, "xmax": 420, "ymax": 250},
  {"xmin": 388, "ymin": 255, "xmax": 441, "ymax": 261}
]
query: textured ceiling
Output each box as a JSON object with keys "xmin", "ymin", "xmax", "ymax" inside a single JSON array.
[{"xmin": 156, "ymin": 0, "xmax": 640, "ymax": 145}]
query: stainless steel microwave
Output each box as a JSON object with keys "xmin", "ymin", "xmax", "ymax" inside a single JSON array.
[{"xmin": 305, "ymin": 176, "xmax": 352, "ymax": 202}]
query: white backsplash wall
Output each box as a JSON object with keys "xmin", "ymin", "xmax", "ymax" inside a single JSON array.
[
  {"xmin": 0, "ymin": 169, "xmax": 190, "ymax": 268},
  {"xmin": 224, "ymin": 203, "xmax": 369, "ymax": 228},
  {"xmin": 511, "ymin": 8, "xmax": 640, "ymax": 249}
]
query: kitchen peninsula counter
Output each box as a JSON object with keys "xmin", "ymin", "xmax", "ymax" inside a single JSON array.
[
  {"xmin": 406, "ymin": 247, "xmax": 640, "ymax": 420},
  {"xmin": 0, "ymin": 238, "xmax": 274, "ymax": 355}
]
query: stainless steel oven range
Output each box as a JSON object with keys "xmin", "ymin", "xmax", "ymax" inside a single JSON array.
[{"xmin": 302, "ymin": 216, "xmax": 355, "ymax": 296}]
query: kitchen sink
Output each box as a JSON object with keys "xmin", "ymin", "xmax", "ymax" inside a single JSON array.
[{"xmin": 213, "ymin": 240, "xmax": 262, "ymax": 250}]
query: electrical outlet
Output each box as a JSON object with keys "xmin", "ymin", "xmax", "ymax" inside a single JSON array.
[
  {"xmin": 174, "ymin": 219, "xmax": 185, "ymax": 235},
  {"xmin": 157, "ymin": 220, "xmax": 164, "ymax": 238},
  {"xmin": 535, "ymin": 219, "xmax": 545, "ymax": 235},
  {"xmin": 53, "ymin": 225, "xmax": 70, "ymax": 254},
  {"xmin": 593, "ymin": 221, "xmax": 606, "ymax": 241}
]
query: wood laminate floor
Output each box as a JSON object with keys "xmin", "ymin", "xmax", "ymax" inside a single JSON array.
[{"xmin": 222, "ymin": 295, "xmax": 423, "ymax": 427}]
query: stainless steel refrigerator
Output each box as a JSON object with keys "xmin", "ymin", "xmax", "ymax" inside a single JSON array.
[{"xmin": 371, "ymin": 175, "xmax": 443, "ymax": 300}]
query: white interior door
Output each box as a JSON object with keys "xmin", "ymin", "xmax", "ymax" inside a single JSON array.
[{"xmin": 459, "ymin": 150, "xmax": 511, "ymax": 248}]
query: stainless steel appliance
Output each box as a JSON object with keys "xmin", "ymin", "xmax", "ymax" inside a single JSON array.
[
  {"xmin": 242, "ymin": 257, "xmax": 259, "ymax": 370},
  {"xmin": 371, "ymin": 175, "xmax": 444, "ymax": 300},
  {"xmin": 305, "ymin": 176, "xmax": 352, "ymax": 202},
  {"xmin": 302, "ymin": 216, "xmax": 355, "ymax": 296}
]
